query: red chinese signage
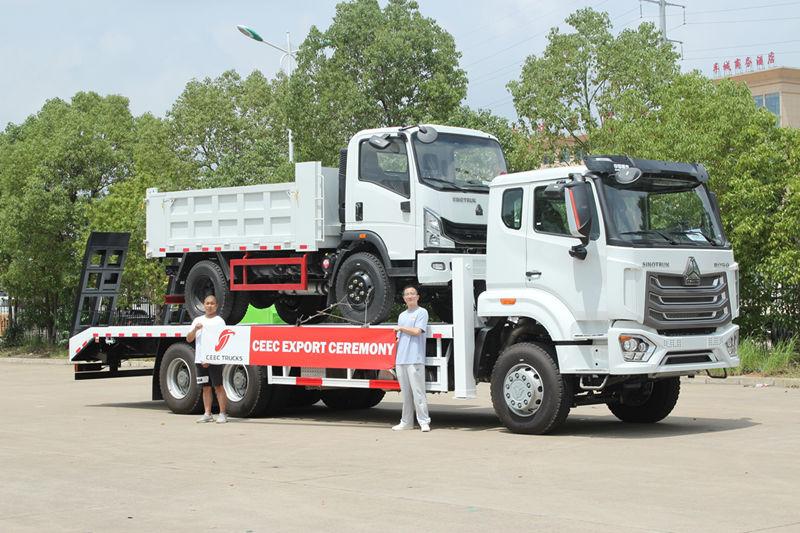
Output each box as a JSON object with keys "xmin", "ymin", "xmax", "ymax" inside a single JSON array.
[{"xmin": 712, "ymin": 52, "xmax": 775, "ymax": 76}]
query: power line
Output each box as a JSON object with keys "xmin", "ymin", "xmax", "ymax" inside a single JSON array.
[
  {"xmin": 685, "ymin": 16, "xmax": 800, "ymax": 24},
  {"xmin": 685, "ymin": 39, "xmax": 800, "ymax": 53}
]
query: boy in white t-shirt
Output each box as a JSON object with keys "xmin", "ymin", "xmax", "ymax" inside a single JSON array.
[{"xmin": 187, "ymin": 295, "xmax": 228, "ymax": 423}]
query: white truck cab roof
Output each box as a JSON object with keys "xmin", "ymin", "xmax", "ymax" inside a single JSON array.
[
  {"xmin": 354, "ymin": 124, "xmax": 500, "ymax": 142},
  {"xmin": 490, "ymin": 165, "xmax": 588, "ymax": 188}
]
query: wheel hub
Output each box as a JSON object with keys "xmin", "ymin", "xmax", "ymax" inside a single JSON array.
[
  {"xmin": 166, "ymin": 359, "xmax": 191, "ymax": 400},
  {"xmin": 346, "ymin": 270, "xmax": 373, "ymax": 306},
  {"xmin": 223, "ymin": 365, "xmax": 248, "ymax": 402},
  {"xmin": 503, "ymin": 364, "xmax": 544, "ymax": 417}
]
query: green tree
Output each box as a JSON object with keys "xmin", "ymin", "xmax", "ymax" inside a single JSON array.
[
  {"xmin": 284, "ymin": 0, "xmax": 467, "ymax": 165},
  {"xmin": 594, "ymin": 72, "xmax": 800, "ymax": 336},
  {"xmin": 168, "ymin": 70, "xmax": 292, "ymax": 188},
  {"xmin": 0, "ymin": 92, "xmax": 134, "ymax": 342},
  {"xmin": 508, "ymin": 8, "xmax": 679, "ymax": 154}
]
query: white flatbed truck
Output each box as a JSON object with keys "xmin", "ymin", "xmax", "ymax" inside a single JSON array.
[{"xmin": 70, "ymin": 155, "xmax": 740, "ymax": 434}]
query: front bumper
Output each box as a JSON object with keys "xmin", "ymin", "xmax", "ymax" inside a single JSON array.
[{"xmin": 606, "ymin": 321, "xmax": 739, "ymax": 375}]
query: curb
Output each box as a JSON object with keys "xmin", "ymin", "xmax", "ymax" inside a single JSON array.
[
  {"xmin": 0, "ymin": 357, "xmax": 154, "ymax": 368},
  {"xmin": 682, "ymin": 375, "xmax": 800, "ymax": 388}
]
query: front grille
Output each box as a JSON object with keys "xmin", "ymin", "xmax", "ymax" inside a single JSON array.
[
  {"xmin": 441, "ymin": 218, "xmax": 487, "ymax": 246},
  {"xmin": 663, "ymin": 352, "xmax": 713, "ymax": 365},
  {"xmin": 645, "ymin": 272, "xmax": 730, "ymax": 330}
]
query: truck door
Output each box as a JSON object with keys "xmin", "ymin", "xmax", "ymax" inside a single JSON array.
[
  {"xmin": 525, "ymin": 181, "xmax": 606, "ymax": 322},
  {"xmin": 347, "ymin": 137, "xmax": 415, "ymax": 260}
]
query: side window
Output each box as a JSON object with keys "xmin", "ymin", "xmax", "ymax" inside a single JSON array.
[
  {"xmin": 501, "ymin": 188, "xmax": 523, "ymax": 229},
  {"xmin": 359, "ymin": 138, "xmax": 410, "ymax": 197},
  {"xmin": 533, "ymin": 186, "xmax": 571, "ymax": 236},
  {"xmin": 534, "ymin": 185, "xmax": 600, "ymax": 239}
]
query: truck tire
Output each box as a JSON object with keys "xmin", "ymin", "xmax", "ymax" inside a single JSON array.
[
  {"xmin": 159, "ymin": 343, "xmax": 203, "ymax": 415},
  {"xmin": 274, "ymin": 296, "xmax": 327, "ymax": 325},
  {"xmin": 490, "ymin": 342, "xmax": 572, "ymax": 435},
  {"xmin": 287, "ymin": 388, "xmax": 322, "ymax": 408},
  {"xmin": 607, "ymin": 377, "xmax": 680, "ymax": 423},
  {"xmin": 321, "ymin": 389, "xmax": 386, "ymax": 409},
  {"xmin": 249, "ymin": 291, "xmax": 277, "ymax": 310},
  {"xmin": 221, "ymin": 365, "xmax": 273, "ymax": 418},
  {"xmin": 184, "ymin": 260, "xmax": 248, "ymax": 324},
  {"xmin": 334, "ymin": 252, "xmax": 394, "ymax": 324},
  {"xmin": 430, "ymin": 291, "xmax": 453, "ymax": 323}
]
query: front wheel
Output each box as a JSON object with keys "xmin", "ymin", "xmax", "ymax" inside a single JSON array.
[
  {"xmin": 490, "ymin": 343, "xmax": 572, "ymax": 434},
  {"xmin": 607, "ymin": 377, "xmax": 680, "ymax": 423}
]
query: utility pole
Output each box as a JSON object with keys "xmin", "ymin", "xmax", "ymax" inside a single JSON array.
[
  {"xmin": 237, "ymin": 25, "xmax": 297, "ymax": 162},
  {"xmin": 640, "ymin": 0, "xmax": 685, "ymax": 48}
]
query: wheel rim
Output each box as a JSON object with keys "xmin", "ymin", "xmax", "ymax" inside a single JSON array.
[
  {"xmin": 189, "ymin": 276, "xmax": 215, "ymax": 315},
  {"xmin": 503, "ymin": 363, "xmax": 544, "ymax": 417},
  {"xmin": 222, "ymin": 365, "xmax": 248, "ymax": 402},
  {"xmin": 345, "ymin": 268, "xmax": 374, "ymax": 308},
  {"xmin": 166, "ymin": 358, "xmax": 192, "ymax": 400}
]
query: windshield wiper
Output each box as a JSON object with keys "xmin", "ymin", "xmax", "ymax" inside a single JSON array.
[
  {"xmin": 671, "ymin": 228, "xmax": 721, "ymax": 246},
  {"xmin": 421, "ymin": 176, "xmax": 466, "ymax": 191},
  {"xmin": 619, "ymin": 230, "xmax": 680, "ymax": 245}
]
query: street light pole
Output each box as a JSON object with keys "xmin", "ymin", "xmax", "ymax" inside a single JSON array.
[{"xmin": 237, "ymin": 24, "xmax": 297, "ymax": 162}]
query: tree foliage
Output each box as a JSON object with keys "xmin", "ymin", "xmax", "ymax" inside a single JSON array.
[
  {"xmin": 0, "ymin": 93, "xmax": 134, "ymax": 341},
  {"xmin": 285, "ymin": 0, "xmax": 467, "ymax": 165},
  {"xmin": 508, "ymin": 8, "xmax": 679, "ymax": 154}
]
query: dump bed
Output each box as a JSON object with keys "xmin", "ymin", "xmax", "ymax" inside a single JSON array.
[{"xmin": 145, "ymin": 162, "xmax": 341, "ymax": 258}]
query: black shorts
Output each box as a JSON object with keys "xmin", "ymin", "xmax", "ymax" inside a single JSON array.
[{"xmin": 196, "ymin": 364, "xmax": 223, "ymax": 387}]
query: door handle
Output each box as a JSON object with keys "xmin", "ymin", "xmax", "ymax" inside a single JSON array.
[
  {"xmin": 526, "ymin": 270, "xmax": 542, "ymax": 280},
  {"xmin": 400, "ymin": 201, "xmax": 411, "ymax": 213},
  {"xmin": 355, "ymin": 202, "xmax": 363, "ymax": 221}
]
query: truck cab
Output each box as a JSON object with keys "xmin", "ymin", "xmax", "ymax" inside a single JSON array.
[{"xmin": 476, "ymin": 156, "xmax": 740, "ymax": 433}]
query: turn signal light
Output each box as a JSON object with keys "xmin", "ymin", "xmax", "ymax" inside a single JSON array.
[{"xmin": 500, "ymin": 298, "xmax": 516, "ymax": 305}]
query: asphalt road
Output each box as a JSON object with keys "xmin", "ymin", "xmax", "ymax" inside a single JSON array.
[{"xmin": 2, "ymin": 360, "xmax": 799, "ymax": 533}]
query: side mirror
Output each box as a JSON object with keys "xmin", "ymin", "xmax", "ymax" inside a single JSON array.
[
  {"xmin": 416, "ymin": 125, "xmax": 438, "ymax": 144},
  {"xmin": 368, "ymin": 134, "xmax": 391, "ymax": 150},
  {"xmin": 564, "ymin": 181, "xmax": 593, "ymax": 245}
]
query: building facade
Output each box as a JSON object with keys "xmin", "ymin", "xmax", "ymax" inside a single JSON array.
[{"xmin": 727, "ymin": 67, "xmax": 800, "ymax": 128}]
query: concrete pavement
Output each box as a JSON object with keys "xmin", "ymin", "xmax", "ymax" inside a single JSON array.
[{"xmin": 1, "ymin": 361, "xmax": 799, "ymax": 532}]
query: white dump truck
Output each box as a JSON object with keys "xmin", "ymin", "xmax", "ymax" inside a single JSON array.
[
  {"xmin": 71, "ymin": 154, "xmax": 739, "ymax": 434},
  {"xmin": 145, "ymin": 124, "xmax": 506, "ymax": 325}
]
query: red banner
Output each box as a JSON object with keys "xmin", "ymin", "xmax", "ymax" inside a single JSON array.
[{"xmin": 248, "ymin": 326, "xmax": 398, "ymax": 369}]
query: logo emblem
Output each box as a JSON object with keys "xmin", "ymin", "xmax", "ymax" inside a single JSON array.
[
  {"xmin": 215, "ymin": 329, "xmax": 236, "ymax": 351},
  {"xmin": 475, "ymin": 204, "xmax": 483, "ymax": 216},
  {"xmin": 683, "ymin": 257, "xmax": 701, "ymax": 286}
]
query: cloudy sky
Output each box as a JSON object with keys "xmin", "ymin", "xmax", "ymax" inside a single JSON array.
[{"xmin": 1, "ymin": 0, "xmax": 798, "ymax": 128}]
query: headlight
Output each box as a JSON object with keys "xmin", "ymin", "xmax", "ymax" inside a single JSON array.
[
  {"xmin": 725, "ymin": 330, "xmax": 739, "ymax": 357},
  {"xmin": 619, "ymin": 335, "xmax": 655, "ymax": 362},
  {"xmin": 424, "ymin": 209, "xmax": 453, "ymax": 248}
]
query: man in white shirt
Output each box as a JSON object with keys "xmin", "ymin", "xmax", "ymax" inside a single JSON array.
[
  {"xmin": 392, "ymin": 285, "xmax": 431, "ymax": 432},
  {"xmin": 187, "ymin": 295, "xmax": 229, "ymax": 423}
]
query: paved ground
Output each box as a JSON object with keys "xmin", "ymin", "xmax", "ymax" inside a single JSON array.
[{"xmin": 1, "ymin": 361, "xmax": 799, "ymax": 533}]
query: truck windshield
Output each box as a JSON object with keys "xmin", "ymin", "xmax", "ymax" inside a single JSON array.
[
  {"xmin": 412, "ymin": 132, "xmax": 507, "ymax": 192},
  {"xmin": 598, "ymin": 176, "xmax": 727, "ymax": 248}
]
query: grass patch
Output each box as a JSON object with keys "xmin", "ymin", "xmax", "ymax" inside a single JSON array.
[
  {"xmin": 0, "ymin": 343, "xmax": 68, "ymax": 359},
  {"xmin": 732, "ymin": 337, "xmax": 800, "ymax": 376}
]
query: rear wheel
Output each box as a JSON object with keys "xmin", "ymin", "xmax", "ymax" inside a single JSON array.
[
  {"xmin": 249, "ymin": 292, "xmax": 277, "ymax": 310},
  {"xmin": 334, "ymin": 252, "xmax": 394, "ymax": 324},
  {"xmin": 274, "ymin": 296, "xmax": 327, "ymax": 325},
  {"xmin": 159, "ymin": 343, "xmax": 202, "ymax": 415},
  {"xmin": 221, "ymin": 365, "xmax": 274, "ymax": 418},
  {"xmin": 321, "ymin": 389, "xmax": 386, "ymax": 409},
  {"xmin": 607, "ymin": 377, "xmax": 680, "ymax": 423},
  {"xmin": 490, "ymin": 342, "xmax": 572, "ymax": 434},
  {"xmin": 184, "ymin": 260, "xmax": 249, "ymax": 324},
  {"xmin": 287, "ymin": 388, "xmax": 322, "ymax": 408}
]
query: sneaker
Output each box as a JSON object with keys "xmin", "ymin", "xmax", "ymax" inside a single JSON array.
[
  {"xmin": 392, "ymin": 423, "xmax": 413, "ymax": 431},
  {"xmin": 420, "ymin": 423, "xmax": 431, "ymax": 433},
  {"xmin": 216, "ymin": 413, "xmax": 228, "ymax": 424},
  {"xmin": 196, "ymin": 414, "xmax": 213, "ymax": 423}
]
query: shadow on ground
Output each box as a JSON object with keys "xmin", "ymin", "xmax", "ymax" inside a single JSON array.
[{"xmin": 88, "ymin": 399, "xmax": 759, "ymax": 437}]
